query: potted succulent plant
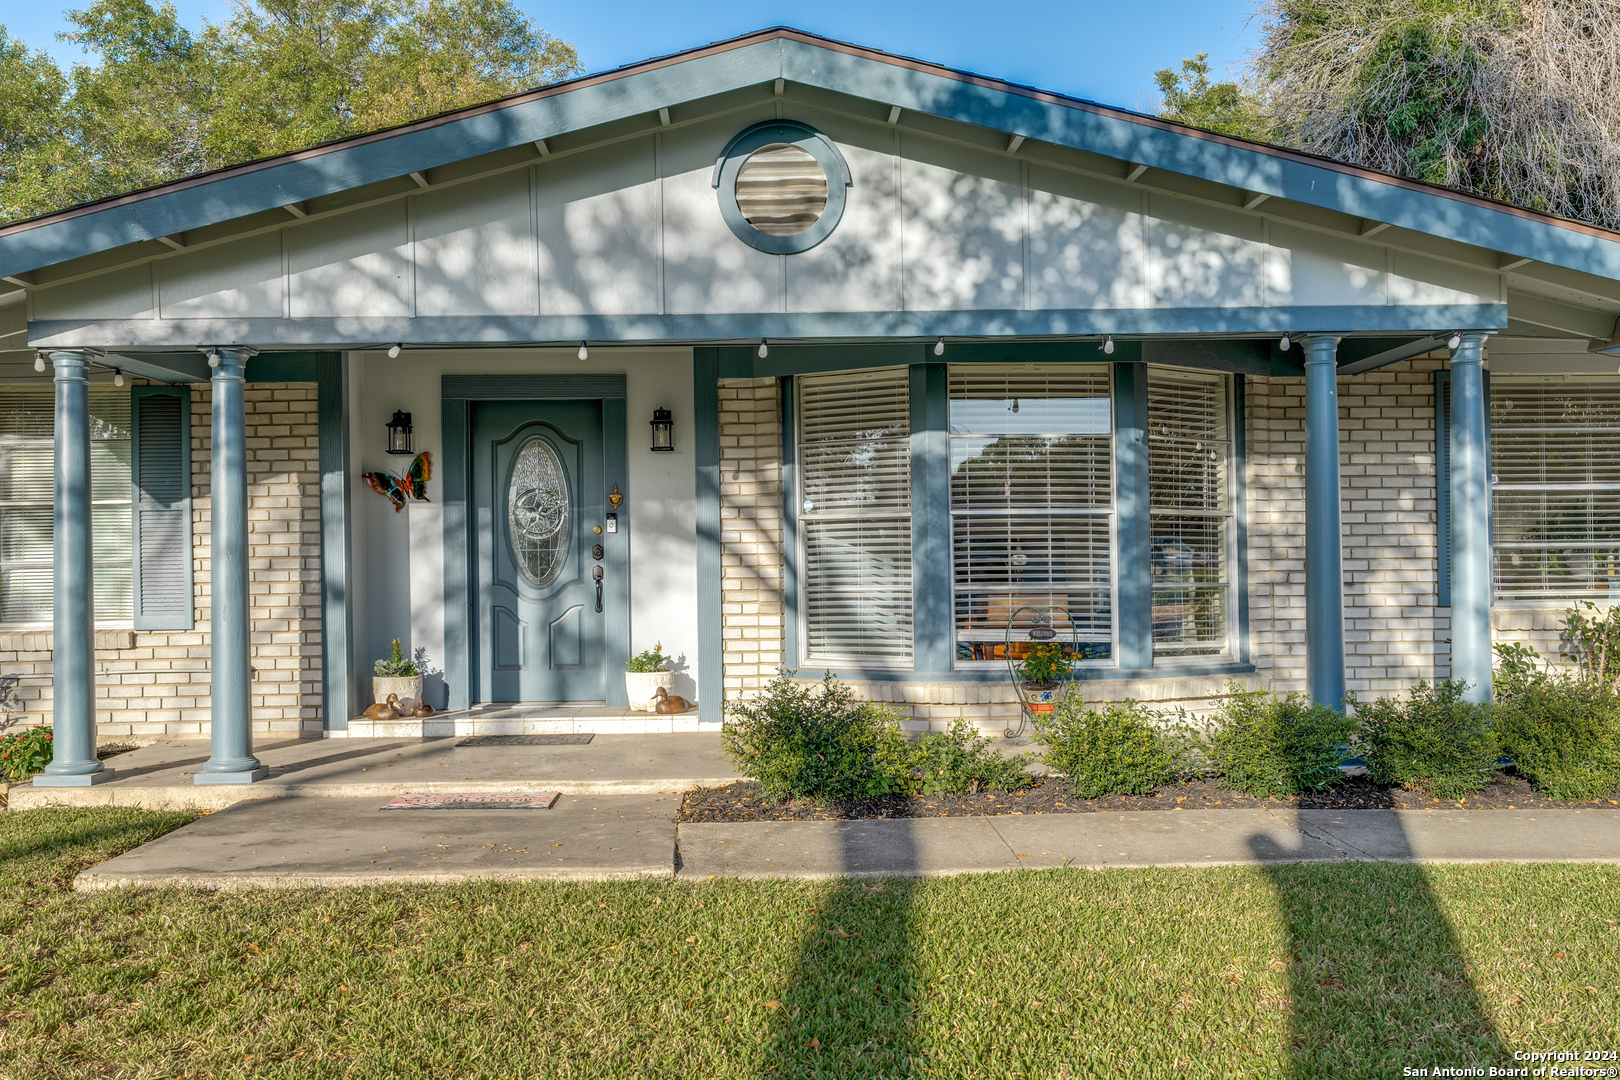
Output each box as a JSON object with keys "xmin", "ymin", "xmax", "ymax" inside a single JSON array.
[
  {"xmin": 625, "ymin": 643, "xmax": 674, "ymax": 712},
  {"xmin": 373, "ymin": 638, "xmax": 423, "ymax": 713},
  {"xmin": 1015, "ymin": 643, "xmax": 1072, "ymax": 715}
]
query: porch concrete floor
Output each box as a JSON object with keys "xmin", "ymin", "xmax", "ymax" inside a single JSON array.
[
  {"xmin": 64, "ymin": 802, "xmax": 1620, "ymax": 890},
  {"xmin": 7, "ymin": 732, "xmax": 741, "ymax": 812}
]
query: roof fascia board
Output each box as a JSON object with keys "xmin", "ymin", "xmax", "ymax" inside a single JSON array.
[
  {"xmin": 0, "ymin": 40, "xmax": 787, "ymax": 281},
  {"xmin": 773, "ymin": 40, "xmax": 1620, "ymax": 283},
  {"xmin": 27, "ymin": 303, "xmax": 1507, "ymax": 350}
]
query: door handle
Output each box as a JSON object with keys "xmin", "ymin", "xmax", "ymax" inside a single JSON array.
[{"xmin": 592, "ymin": 564, "xmax": 604, "ymax": 613}]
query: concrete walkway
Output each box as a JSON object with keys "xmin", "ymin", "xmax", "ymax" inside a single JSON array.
[
  {"xmin": 9, "ymin": 734, "xmax": 741, "ymax": 811},
  {"xmin": 65, "ymin": 796, "xmax": 1620, "ymax": 890}
]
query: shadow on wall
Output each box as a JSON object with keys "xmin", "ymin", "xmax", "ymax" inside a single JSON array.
[{"xmin": 1249, "ymin": 816, "xmax": 1506, "ymax": 1075}]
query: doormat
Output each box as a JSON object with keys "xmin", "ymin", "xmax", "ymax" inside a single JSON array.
[
  {"xmin": 380, "ymin": 792, "xmax": 561, "ymax": 810},
  {"xmin": 455, "ymin": 734, "xmax": 595, "ymax": 747}
]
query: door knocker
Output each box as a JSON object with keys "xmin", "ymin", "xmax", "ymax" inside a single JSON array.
[{"xmin": 608, "ymin": 484, "xmax": 623, "ymax": 510}]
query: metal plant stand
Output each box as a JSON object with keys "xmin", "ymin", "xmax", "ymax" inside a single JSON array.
[{"xmin": 1004, "ymin": 605, "xmax": 1080, "ymax": 740}]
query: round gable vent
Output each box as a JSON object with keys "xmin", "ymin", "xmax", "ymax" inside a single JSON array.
[{"xmin": 712, "ymin": 121, "xmax": 851, "ymax": 254}]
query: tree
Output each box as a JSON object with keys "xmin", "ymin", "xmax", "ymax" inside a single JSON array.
[
  {"xmin": 1154, "ymin": 53, "xmax": 1271, "ymax": 142},
  {"xmin": 1250, "ymin": 0, "xmax": 1620, "ymax": 229},
  {"xmin": 0, "ymin": 0, "xmax": 580, "ymax": 223},
  {"xmin": 0, "ymin": 28, "xmax": 71, "ymax": 221}
]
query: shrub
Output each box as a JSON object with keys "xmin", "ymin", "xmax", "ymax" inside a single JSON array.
[
  {"xmin": 1491, "ymin": 660, "xmax": 1620, "ymax": 801},
  {"xmin": 1351, "ymin": 680, "xmax": 1499, "ymax": 799},
  {"xmin": 722, "ymin": 671, "xmax": 905, "ymax": 802},
  {"xmin": 0, "ymin": 724, "xmax": 53, "ymax": 781},
  {"xmin": 1038, "ymin": 692, "xmax": 1196, "ymax": 797},
  {"xmin": 626, "ymin": 643, "xmax": 671, "ymax": 673},
  {"xmin": 373, "ymin": 638, "xmax": 419, "ymax": 678},
  {"xmin": 1207, "ymin": 682, "xmax": 1357, "ymax": 798},
  {"xmin": 896, "ymin": 720, "xmax": 1034, "ymax": 796}
]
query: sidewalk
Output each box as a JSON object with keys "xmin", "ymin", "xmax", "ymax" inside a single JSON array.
[
  {"xmin": 68, "ymin": 795, "xmax": 1620, "ymax": 891},
  {"xmin": 8, "ymin": 734, "xmax": 740, "ymax": 811}
]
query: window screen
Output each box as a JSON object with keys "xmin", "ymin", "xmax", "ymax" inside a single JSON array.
[
  {"xmin": 949, "ymin": 364, "xmax": 1114, "ymax": 664},
  {"xmin": 797, "ymin": 369, "xmax": 913, "ymax": 660},
  {"xmin": 1149, "ymin": 368, "xmax": 1231, "ymax": 656},
  {"xmin": 0, "ymin": 386, "xmax": 133, "ymax": 624},
  {"xmin": 1492, "ymin": 378, "xmax": 1620, "ymax": 599}
]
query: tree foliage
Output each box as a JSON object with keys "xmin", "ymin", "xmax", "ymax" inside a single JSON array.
[
  {"xmin": 1154, "ymin": 53, "xmax": 1271, "ymax": 142},
  {"xmin": 0, "ymin": 0, "xmax": 579, "ymax": 222},
  {"xmin": 1250, "ymin": 0, "xmax": 1620, "ymax": 229}
]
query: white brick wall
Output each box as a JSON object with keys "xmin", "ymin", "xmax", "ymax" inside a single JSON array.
[
  {"xmin": 0, "ymin": 383, "xmax": 324, "ymax": 744},
  {"xmin": 718, "ymin": 378, "xmax": 786, "ymax": 700}
]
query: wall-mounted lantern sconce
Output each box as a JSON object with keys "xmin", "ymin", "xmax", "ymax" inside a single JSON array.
[
  {"xmin": 650, "ymin": 407, "xmax": 674, "ymax": 452},
  {"xmin": 386, "ymin": 410, "xmax": 414, "ymax": 455}
]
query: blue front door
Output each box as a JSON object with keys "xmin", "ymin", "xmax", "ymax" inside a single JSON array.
[{"xmin": 472, "ymin": 400, "xmax": 606, "ymax": 702}]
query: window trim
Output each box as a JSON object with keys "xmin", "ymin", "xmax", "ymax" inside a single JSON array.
[{"xmin": 712, "ymin": 121, "xmax": 852, "ymax": 255}]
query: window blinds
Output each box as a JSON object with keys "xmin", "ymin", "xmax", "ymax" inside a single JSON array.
[
  {"xmin": 0, "ymin": 386, "xmax": 133, "ymax": 624},
  {"xmin": 1491, "ymin": 378, "xmax": 1620, "ymax": 599},
  {"xmin": 948, "ymin": 365, "xmax": 1114, "ymax": 661},
  {"xmin": 798, "ymin": 369, "xmax": 913, "ymax": 660},
  {"xmin": 1148, "ymin": 368, "xmax": 1231, "ymax": 656}
]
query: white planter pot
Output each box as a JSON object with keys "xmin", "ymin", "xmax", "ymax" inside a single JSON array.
[
  {"xmin": 373, "ymin": 676, "xmax": 423, "ymax": 713},
  {"xmin": 624, "ymin": 671, "xmax": 674, "ymax": 712}
]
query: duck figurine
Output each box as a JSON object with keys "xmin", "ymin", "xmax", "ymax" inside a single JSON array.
[
  {"xmin": 652, "ymin": 686, "xmax": 692, "ymax": 714},
  {"xmin": 411, "ymin": 699, "xmax": 435, "ymax": 718},
  {"xmin": 359, "ymin": 693, "xmax": 405, "ymax": 722}
]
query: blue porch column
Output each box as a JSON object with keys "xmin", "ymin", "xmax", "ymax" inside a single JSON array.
[
  {"xmin": 1301, "ymin": 335, "xmax": 1347, "ymax": 712},
  {"xmin": 1449, "ymin": 332, "xmax": 1492, "ymax": 702},
  {"xmin": 35, "ymin": 350, "xmax": 113, "ymax": 786},
  {"xmin": 197, "ymin": 348, "xmax": 268, "ymax": 784}
]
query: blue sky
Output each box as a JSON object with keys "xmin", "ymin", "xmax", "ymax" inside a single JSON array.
[{"xmin": 3, "ymin": 1, "xmax": 1261, "ymax": 113}]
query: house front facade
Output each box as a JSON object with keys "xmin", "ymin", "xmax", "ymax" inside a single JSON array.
[{"xmin": 4, "ymin": 29, "xmax": 1619, "ymax": 786}]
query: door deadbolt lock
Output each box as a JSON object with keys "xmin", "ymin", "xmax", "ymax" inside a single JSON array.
[{"xmin": 592, "ymin": 544, "xmax": 604, "ymax": 561}]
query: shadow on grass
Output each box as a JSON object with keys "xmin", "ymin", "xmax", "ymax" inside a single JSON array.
[
  {"xmin": 1250, "ymin": 816, "xmax": 1506, "ymax": 1077},
  {"xmin": 762, "ymin": 822, "xmax": 922, "ymax": 1080}
]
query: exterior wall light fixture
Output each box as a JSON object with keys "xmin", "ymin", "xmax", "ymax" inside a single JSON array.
[
  {"xmin": 650, "ymin": 407, "xmax": 675, "ymax": 452},
  {"xmin": 386, "ymin": 410, "xmax": 414, "ymax": 455}
]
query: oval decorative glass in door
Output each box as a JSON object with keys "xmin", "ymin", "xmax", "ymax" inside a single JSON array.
[{"xmin": 508, "ymin": 438, "xmax": 570, "ymax": 587}]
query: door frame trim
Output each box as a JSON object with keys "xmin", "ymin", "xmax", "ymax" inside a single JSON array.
[{"xmin": 443, "ymin": 376, "xmax": 630, "ymax": 710}]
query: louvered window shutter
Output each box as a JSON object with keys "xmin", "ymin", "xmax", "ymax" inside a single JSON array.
[
  {"xmin": 797, "ymin": 369, "xmax": 914, "ymax": 661},
  {"xmin": 131, "ymin": 387, "xmax": 194, "ymax": 630}
]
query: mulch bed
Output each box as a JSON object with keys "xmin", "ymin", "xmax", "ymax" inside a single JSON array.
[{"xmin": 677, "ymin": 774, "xmax": 1620, "ymax": 823}]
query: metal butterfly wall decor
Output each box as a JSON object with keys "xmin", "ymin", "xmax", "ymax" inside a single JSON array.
[{"xmin": 363, "ymin": 452, "xmax": 431, "ymax": 512}]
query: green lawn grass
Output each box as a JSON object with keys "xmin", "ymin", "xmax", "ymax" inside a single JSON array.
[{"xmin": 3, "ymin": 807, "xmax": 1618, "ymax": 1079}]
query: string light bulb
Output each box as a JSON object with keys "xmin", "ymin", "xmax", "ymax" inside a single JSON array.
[
  {"xmin": 1280, "ymin": 333, "xmax": 1291, "ymax": 351},
  {"xmin": 207, "ymin": 350, "xmax": 221, "ymax": 369},
  {"xmin": 758, "ymin": 339, "xmax": 769, "ymax": 359},
  {"xmin": 1449, "ymin": 333, "xmax": 1463, "ymax": 351},
  {"xmin": 578, "ymin": 341, "xmax": 589, "ymax": 361},
  {"xmin": 34, "ymin": 353, "xmax": 44, "ymax": 373},
  {"xmin": 113, "ymin": 369, "xmax": 124, "ymax": 387},
  {"xmin": 387, "ymin": 344, "xmax": 401, "ymax": 359},
  {"xmin": 934, "ymin": 338, "xmax": 945, "ymax": 356},
  {"xmin": 1103, "ymin": 335, "xmax": 1115, "ymax": 355}
]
